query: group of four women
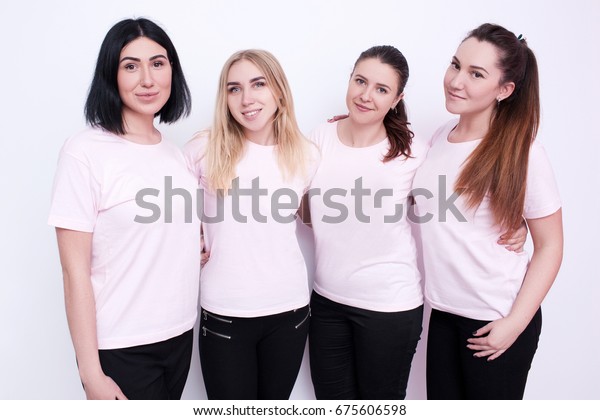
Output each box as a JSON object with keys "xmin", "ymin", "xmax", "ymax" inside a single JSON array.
[{"xmin": 48, "ymin": 17, "xmax": 563, "ymax": 400}]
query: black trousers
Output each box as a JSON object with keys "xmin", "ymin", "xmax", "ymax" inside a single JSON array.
[
  {"xmin": 426, "ymin": 308, "xmax": 542, "ymax": 400},
  {"xmin": 309, "ymin": 291, "xmax": 423, "ymax": 400},
  {"xmin": 199, "ymin": 305, "xmax": 310, "ymax": 400},
  {"xmin": 98, "ymin": 329, "xmax": 193, "ymax": 400}
]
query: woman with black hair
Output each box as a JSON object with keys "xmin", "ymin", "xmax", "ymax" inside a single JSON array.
[{"xmin": 48, "ymin": 18, "xmax": 198, "ymax": 400}]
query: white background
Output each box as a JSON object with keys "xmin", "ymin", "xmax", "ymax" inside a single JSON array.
[{"xmin": 1, "ymin": 0, "xmax": 598, "ymax": 400}]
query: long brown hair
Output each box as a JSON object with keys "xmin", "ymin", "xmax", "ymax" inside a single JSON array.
[
  {"xmin": 455, "ymin": 23, "xmax": 540, "ymax": 230},
  {"xmin": 353, "ymin": 46, "xmax": 414, "ymax": 161}
]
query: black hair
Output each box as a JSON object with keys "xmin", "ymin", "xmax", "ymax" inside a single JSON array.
[{"xmin": 84, "ymin": 18, "xmax": 191, "ymax": 134}]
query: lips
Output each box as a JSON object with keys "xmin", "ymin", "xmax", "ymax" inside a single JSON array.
[
  {"xmin": 447, "ymin": 91, "xmax": 465, "ymax": 100},
  {"xmin": 242, "ymin": 109, "xmax": 261, "ymax": 119},
  {"xmin": 354, "ymin": 103, "xmax": 373, "ymax": 112},
  {"xmin": 136, "ymin": 92, "xmax": 159, "ymax": 101}
]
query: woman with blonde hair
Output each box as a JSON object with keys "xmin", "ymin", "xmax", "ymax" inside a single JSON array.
[{"xmin": 184, "ymin": 49, "xmax": 318, "ymax": 399}]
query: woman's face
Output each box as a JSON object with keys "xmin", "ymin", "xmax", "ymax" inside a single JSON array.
[
  {"xmin": 226, "ymin": 59, "xmax": 278, "ymax": 144},
  {"xmin": 443, "ymin": 37, "xmax": 513, "ymax": 118},
  {"xmin": 346, "ymin": 58, "xmax": 402, "ymax": 126},
  {"xmin": 117, "ymin": 36, "xmax": 172, "ymax": 122}
]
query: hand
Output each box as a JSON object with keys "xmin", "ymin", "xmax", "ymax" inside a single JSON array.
[
  {"xmin": 498, "ymin": 220, "xmax": 528, "ymax": 252},
  {"xmin": 200, "ymin": 234, "xmax": 210, "ymax": 268},
  {"xmin": 466, "ymin": 317, "xmax": 525, "ymax": 361},
  {"xmin": 201, "ymin": 250, "xmax": 211, "ymax": 268},
  {"xmin": 327, "ymin": 114, "xmax": 349, "ymax": 123},
  {"xmin": 82, "ymin": 372, "xmax": 128, "ymax": 400}
]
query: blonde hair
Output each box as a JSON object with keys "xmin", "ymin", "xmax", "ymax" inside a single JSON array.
[{"xmin": 204, "ymin": 49, "xmax": 310, "ymax": 192}]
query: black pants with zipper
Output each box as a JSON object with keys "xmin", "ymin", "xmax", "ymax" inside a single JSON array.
[{"xmin": 199, "ymin": 305, "xmax": 310, "ymax": 400}]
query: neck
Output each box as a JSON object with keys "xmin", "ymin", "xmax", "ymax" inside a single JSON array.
[
  {"xmin": 244, "ymin": 127, "xmax": 276, "ymax": 146},
  {"xmin": 450, "ymin": 109, "xmax": 494, "ymax": 143},
  {"xmin": 338, "ymin": 118, "xmax": 387, "ymax": 147},
  {"xmin": 121, "ymin": 111, "xmax": 161, "ymax": 145}
]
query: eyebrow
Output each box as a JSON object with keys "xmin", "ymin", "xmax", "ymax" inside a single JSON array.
[
  {"xmin": 354, "ymin": 73, "xmax": 392, "ymax": 90},
  {"xmin": 119, "ymin": 54, "xmax": 168, "ymax": 63},
  {"xmin": 452, "ymin": 56, "xmax": 490, "ymax": 75},
  {"xmin": 227, "ymin": 76, "xmax": 266, "ymax": 86}
]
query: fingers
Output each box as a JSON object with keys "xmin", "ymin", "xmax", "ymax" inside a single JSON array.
[
  {"xmin": 472, "ymin": 349, "xmax": 497, "ymax": 358},
  {"xmin": 327, "ymin": 114, "xmax": 349, "ymax": 123},
  {"xmin": 200, "ymin": 251, "xmax": 211, "ymax": 268},
  {"xmin": 472, "ymin": 323, "xmax": 493, "ymax": 337},
  {"xmin": 498, "ymin": 236, "xmax": 525, "ymax": 252}
]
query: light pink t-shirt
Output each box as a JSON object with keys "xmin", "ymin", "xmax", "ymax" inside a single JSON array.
[
  {"xmin": 184, "ymin": 133, "xmax": 319, "ymax": 317},
  {"xmin": 308, "ymin": 121, "xmax": 426, "ymax": 312},
  {"xmin": 48, "ymin": 128, "xmax": 200, "ymax": 349},
  {"xmin": 412, "ymin": 120, "xmax": 561, "ymax": 320}
]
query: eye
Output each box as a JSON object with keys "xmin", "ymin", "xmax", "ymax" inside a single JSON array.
[
  {"xmin": 471, "ymin": 71, "xmax": 484, "ymax": 79},
  {"xmin": 376, "ymin": 87, "xmax": 388, "ymax": 94},
  {"xmin": 123, "ymin": 63, "xmax": 137, "ymax": 71},
  {"xmin": 152, "ymin": 60, "xmax": 166, "ymax": 68},
  {"xmin": 228, "ymin": 86, "xmax": 241, "ymax": 94},
  {"xmin": 450, "ymin": 61, "xmax": 460, "ymax": 70},
  {"xmin": 253, "ymin": 81, "xmax": 266, "ymax": 88},
  {"xmin": 355, "ymin": 78, "xmax": 366, "ymax": 85}
]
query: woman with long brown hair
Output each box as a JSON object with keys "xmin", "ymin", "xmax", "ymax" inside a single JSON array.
[{"xmin": 412, "ymin": 23, "xmax": 563, "ymax": 399}]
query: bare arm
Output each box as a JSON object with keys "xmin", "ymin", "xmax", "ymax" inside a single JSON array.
[
  {"xmin": 467, "ymin": 209, "xmax": 563, "ymax": 360},
  {"xmin": 56, "ymin": 228, "xmax": 127, "ymax": 399}
]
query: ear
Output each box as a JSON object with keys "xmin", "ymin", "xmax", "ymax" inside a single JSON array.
[
  {"xmin": 498, "ymin": 81, "xmax": 516, "ymax": 101},
  {"xmin": 393, "ymin": 92, "xmax": 405, "ymax": 108}
]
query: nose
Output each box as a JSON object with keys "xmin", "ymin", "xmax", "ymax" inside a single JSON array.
[
  {"xmin": 140, "ymin": 65, "xmax": 154, "ymax": 88},
  {"xmin": 241, "ymin": 89, "xmax": 254, "ymax": 106},
  {"xmin": 359, "ymin": 86, "xmax": 373, "ymax": 102},
  {"xmin": 447, "ymin": 71, "xmax": 464, "ymax": 90}
]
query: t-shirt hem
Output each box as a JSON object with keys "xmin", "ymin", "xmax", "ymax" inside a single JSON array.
[
  {"xmin": 524, "ymin": 203, "xmax": 562, "ymax": 220},
  {"xmin": 315, "ymin": 287, "xmax": 423, "ymax": 313},
  {"xmin": 97, "ymin": 316, "xmax": 197, "ymax": 350},
  {"xmin": 48, "ymin": 216, "xmax": 94, "ymax": 232},
  {"xmin": 427, "ymin": 300, "xmax": 505, "ymax": 321},
  {"xmin": 201, "ymin": 298, "xmax": 310, "ymax": 318}
]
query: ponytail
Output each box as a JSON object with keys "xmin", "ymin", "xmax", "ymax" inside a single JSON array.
[{"xmin": 455, "ymin": 24, "xmax": 540, "ymax": 230}]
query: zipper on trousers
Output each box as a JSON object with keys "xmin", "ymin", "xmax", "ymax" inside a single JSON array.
[
  {"xmin": 202, "ymin": 326, "xmax": 231, "ymax": 340},
  {"xmin": 295, "ymin": 307, "xmax": 311, "ymax": 329},
  {"xmin": 203, "ymin": 309, "xmax": 233, "ymax": 323}
]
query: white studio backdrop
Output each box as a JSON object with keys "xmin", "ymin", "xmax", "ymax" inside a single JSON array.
[{"xmin": 1, "ymin": 0, "xmax": 598, "ymax": 400}]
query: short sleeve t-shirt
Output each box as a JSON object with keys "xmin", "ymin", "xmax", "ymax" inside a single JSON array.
[
  {"xmin": 411, "ymin": 120, "xmax": 561, "ymax": 320},
  {"xmin": 48, "ymin": 128, "xmax": 201, "ymax": 349}
]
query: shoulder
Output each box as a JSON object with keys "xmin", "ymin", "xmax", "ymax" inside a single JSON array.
[
  {"xmin": 59, "ymin": 127, "xmax": 118, "ymax": 162},
  {"xmin": 183, "ymin": 130, "xmax": 211, "ymax": 159},
  {"xmin": 429, "ymin": 119, "xmax": 458, "ymax": 147},
  {"xmin": 308, "ymin": 121, "xmax": 337, "ymax": 147},
  {"xmin": 409, "ymin": 134, "xmax": 430, "ymax": 161},
  {"xmin": 528, "ymin": 139, "xmax": 556, "ymax": 174}
]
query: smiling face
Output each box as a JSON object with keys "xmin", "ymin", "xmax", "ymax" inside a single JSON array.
[
  {"xmin": 443, "ymin": 37, "xmax": 514, "ymax": 120},
  {"xmin": 117, "ymin": 36, "xmax": 172, "ymax": 125},
  {"xmin": 346, "ymin": 57, "xmax": 402, "ymax": 126},
  {"xmin": 226, "ymin": 59, "xmax": 278, "ymax": 144}
]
